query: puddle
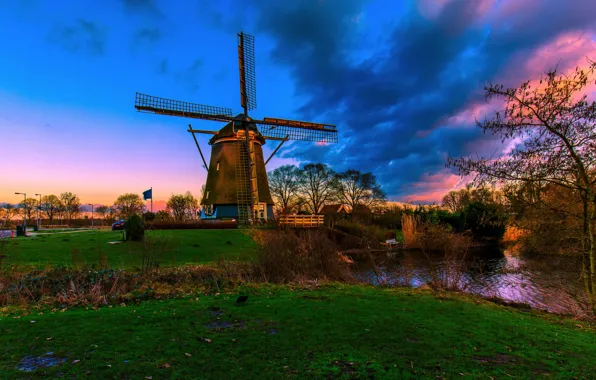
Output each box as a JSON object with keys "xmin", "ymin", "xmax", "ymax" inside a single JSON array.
[
  {"xmin": 207, "ymin": 307, "xmax": 224, "ymax": 317},
  {"xmin": 18, "ymin": 353, "xmax": 67, "ymax": 372},
  {"xmin": 204, "ymin": 320, "xmax": 245, "ymax": 330},
  {"xmin": 267, "ymin": 329, "xmax": 278, "ymax": 335}
]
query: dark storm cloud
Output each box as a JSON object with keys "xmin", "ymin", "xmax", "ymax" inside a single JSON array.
[
  {"xmin": 174, "ymin": 59, "xmax": 204, "ymax": 92},
  {"xmin": 47, "ymin": 19, "xmax": 107, "ymax": 56},
  {"xmin": 244, "ymin": 0, "xmax": 596, "ymax": 200},
  {"xmin": 131, "ymin": 27, "xmax": 161, "ymax": 50},
  {"xmin": 121, "ymin": 0, "xmax": 163, "ymax": 18},
  {"xmin": 158, "ymin": 58, "xmax": 168, "ymax": 75}
]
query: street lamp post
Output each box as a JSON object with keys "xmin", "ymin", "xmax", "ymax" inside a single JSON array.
[
  {"xmin": 35, "ymin": 193, "xmax": 42, "ymax": 228},
  {"xmin": 14, "ymin": 192, "xmax": 26, "ymax": 232},
  {"xmin": 88, "ymin": 204, "xmax": 94, "ymax": 228}
]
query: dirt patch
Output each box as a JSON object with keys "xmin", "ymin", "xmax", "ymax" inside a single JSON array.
[
  {"xmin": 405, "ymin": 337, "xmax": 419, "ymax": 343},
  {"xmin": 17, "ymin": 353, "xmax": 67, "ymax": 372},
  {"xmin": 473, "ymin": 354, "xmax": 518, "ymax": 365},
  {"xmin": 331, "ymin": 360, "xmax": 358, "ymax": 375},
  {"xmin": 299, "ymin": 295, "xmax": 330, "ymax": 301}
]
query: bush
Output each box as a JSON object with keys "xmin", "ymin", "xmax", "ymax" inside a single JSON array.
[
  {"xmin": 462, "ymin": 202, "xmax": 506, "ymax": 242},
  {"xmin": 255, "ymin": 229, "xmax": 352, "ymax": 283},
  {"xmin": 143, "ymin": 212, "xmax": 155, "ymax": 221},
  {"xmin": 125, "ymin": 214, "xmax": 145, "ymax": 241}
]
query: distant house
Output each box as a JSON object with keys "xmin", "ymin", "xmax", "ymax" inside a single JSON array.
[
  {"xmin": 351, "ymin": 204, "xmax": 373, "ymax": 225},
  {"xmin": 320, "ymin": 204, "xmax": 350, "ymax": 215},
  {"xmin": 320, "ymin": 204, "xmax": 350, "ymax": 227}
]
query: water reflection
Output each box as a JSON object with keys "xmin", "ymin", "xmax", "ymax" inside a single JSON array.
[{"xmin": 355, "ymin": 248, "xmax": 585, "ymax": 315}]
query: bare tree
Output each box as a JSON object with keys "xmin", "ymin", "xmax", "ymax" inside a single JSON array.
[
  {"xmin": 184, "ymin": 191, "xmax": 200, "ymax": 219},
  {"xmin": 448, "ymin": 61, "xmax": 596, "ymax": 311},
  {"xmin": 113, "ymin": 193, "xmax": 145, "ymax": 219},
  {"xmin": 19, "ymin": 198, "xmax": 38, "ymax": 222},
  {"xmin": 268, "ymin": 165, "xmax": 300, "ymax": 214},
  {"xmin": 167, "ymin": 194, "xmax": 189, "ymax": 221},
  {"xmin": 333, "ymin": 169, "xmax": 386, "ymax": 209},
  {"xmin": 297, "ymin": 163, "xmax": 336, "ymax": 214},
  {"xmin": 95, "ymin": 205, "xmax": 110, "ymax": 225},
  {"xmin": 1, "ymin": 204, "xmax": 18, "ymax": 225},
  {"xmin": 59, "ymin": 192, "xmax": 81, "ymax": 223},
  {"xmin": 41, "ymin": 195, "xmax": 62, "ymax": 224}
]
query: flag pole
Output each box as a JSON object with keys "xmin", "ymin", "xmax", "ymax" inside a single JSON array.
[{"xmin": 150, "ymin": 187, "xmax": 153, "ymax": 213}]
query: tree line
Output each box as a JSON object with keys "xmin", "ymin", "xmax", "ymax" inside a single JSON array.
[
  {"xmin": 0, "ymin": 191, "xmax": 203, "ymax": 225},
  {"xmin": 267, "ymin": 164, "xmax": 386, "ymax": 215}
]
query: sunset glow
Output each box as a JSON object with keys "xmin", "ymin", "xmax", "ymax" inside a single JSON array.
[{"xmin": 1, "ymin": 0, "xmax": 595, "ymax": 206}]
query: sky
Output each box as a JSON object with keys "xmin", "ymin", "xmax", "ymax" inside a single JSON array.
[{"xmin": 1, "ymin": 0, "xmax": 596, "ymax": 210}]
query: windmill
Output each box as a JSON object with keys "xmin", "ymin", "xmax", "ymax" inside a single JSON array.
[{"xmin": 134, "ymin": 32, "xmax": 338, "ymax": 224}]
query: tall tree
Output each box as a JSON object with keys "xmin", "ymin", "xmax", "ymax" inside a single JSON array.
[
  {"xmin": 95, "ymin": 205, "xmax": 110, "ymax": 224},
  {"xmin": 441, "ymin": 188, "xmax": 471, "ymax": 213},
  {"xmin": 448, "ymin": 61, "xmax": 596, "ymax": 311},
  {"xmin": 19, "ymin": 198, "xmax": 38, "ymax": 222},
  {"xmin": 1, "ymin": 204, "xmax": 18, "ymax": 225},
  {"xmin": 333, "ymin": 169, "xmax": 386, "ymax": 209},
  {"xmin": 185, "ymin": 191, "xmax": 200, "ymax": 220},
  {"xmin": 113, "ymin": 193, "xmax": 145, "ymax": 219},
  {"xmin": 268, "ymin": 165, "xmax": 300, "ymax": 213},
  {"xmin": 297, "ymin": 163, "xmax": 336, "ymax": 214},
  {"xmin": 167, "ymin": 194, "xmax": 189, "ymax": 221},
  {"xmin": 41, "ymin": 195, "xmax": 62, "ymax": 224},
  {"xmin": 59, "ymin": 192, "xmax": 81, "ymax": 223}
]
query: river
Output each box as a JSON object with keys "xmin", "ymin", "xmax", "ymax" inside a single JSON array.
[{"xmin": 355, "ymin": 247, "xmax": 587, "ymax": 316}]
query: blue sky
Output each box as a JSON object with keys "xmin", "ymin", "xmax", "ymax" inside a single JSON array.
[{"xmin": 1, "ymin": 0, "xmax": 595, "ymax": 206}]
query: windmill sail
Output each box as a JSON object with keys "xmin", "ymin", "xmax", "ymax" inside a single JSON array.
[
  {"xmin": 134, "ymin": 93, "xmax": 233, "ymax": 122},
  {"xmin": 238, "ymin": 33, "xmax": 257, "ymax": 112},
  {"xmin": 256, "ymin": 118, "xmax": 338, "ymax": 143}
]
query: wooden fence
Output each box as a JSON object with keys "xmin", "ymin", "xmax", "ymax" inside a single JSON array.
[{"xmin": 278, "ymin": 215, "xmax": 324, "ymax": 228}]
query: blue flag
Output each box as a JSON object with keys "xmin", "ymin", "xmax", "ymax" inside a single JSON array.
[{"xmin": 143, "ymin": 188, "xmax": 152, "ymax": 200}]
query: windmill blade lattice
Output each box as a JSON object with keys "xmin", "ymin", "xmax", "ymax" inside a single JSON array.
[
  {"xmin": 135, "ymin": 92, "xmax": 233, "ymax": 122},
  {"xmin": 257, "ymin": 122, "xmax": 338, "ymax": 143}
]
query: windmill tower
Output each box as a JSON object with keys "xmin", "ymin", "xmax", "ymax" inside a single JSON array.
[{"xmin": 134, "ymin": 32, "xmax": 338, "ymax": 224}]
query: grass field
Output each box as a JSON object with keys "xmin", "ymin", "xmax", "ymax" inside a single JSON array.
[
  {"xmin": 1, "ymin": 285, "xmax": 594, "ymax": 378},
  {"xmin": 2, "ymin": 229, "xmax": 257, "ymax": 270}
]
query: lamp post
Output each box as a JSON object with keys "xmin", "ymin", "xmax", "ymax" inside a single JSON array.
[
  {"xmin": 88, "ymin": 203, "xmax": 94, "ymax": 228},
  {"xmin": 14, "ymin": 192, "xmax": 26, "ymax": 231},
  {"xmin": 35, "ymin": 193, "xmax": 41, "ymax": 228}
]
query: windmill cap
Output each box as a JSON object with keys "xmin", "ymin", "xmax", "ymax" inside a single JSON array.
[{"xmin": 209, "ymin": 115, "xmax": 265, "ymax": 144}]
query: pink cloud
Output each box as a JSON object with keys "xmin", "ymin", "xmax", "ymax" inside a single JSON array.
[
  {"xmin": 400, "ymin": 171, "xmax": 474, "ymax": 204},
  {"xmin": 444, "ymin": 30, "xmax": 596, "ymax": 131}
]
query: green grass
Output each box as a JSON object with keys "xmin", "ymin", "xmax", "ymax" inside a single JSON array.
[
  {"xmin": 3, "ymin": 229, "xmax": 257, "ymax": 270},
  {"xmin": 0, "ymin": 285, "xmax": 594, "ymax": 378}
]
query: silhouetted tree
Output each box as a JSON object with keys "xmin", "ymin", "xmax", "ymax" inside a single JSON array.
[
  {"xmin": 59, "ymin": 192, "xmax": 81, "ymax": 223},
  {"xmin": 268, "ymin": 165, "xmax": 300, "ymax": 214},
  {"xmin": 297, "ymin": 163, "xmax": 336, "ymax": 214},
  {"xmin": 333, "ymin": 169, "xmax": 386, "ymax": 209},
  {"xmin": 113, "ymin": 193, "xmax": 145, "ymax": 220},
  {"xmin": 41, "ymin": 195, "xmax": 62, "ymax": 224}
]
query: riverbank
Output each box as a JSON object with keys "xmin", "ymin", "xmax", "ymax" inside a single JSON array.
[{"xmin": 1, "ymin": 284, "xmax": 594, "ymax": 378}]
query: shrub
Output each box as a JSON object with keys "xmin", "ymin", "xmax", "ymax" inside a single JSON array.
[
  {"xmin": 143, "ymin": 212, "xmax": 156, "ymax": 221},
  {"xmin": 255, "ymin": 229, "xmax": 352, "ymax": 283},
  {"xmin": 125, "ymin": 214, "xmax": 145, "ymax": 241},
  {"xmin": 462, "ymin": 202, "xmax": 506, "ymax": 242}
]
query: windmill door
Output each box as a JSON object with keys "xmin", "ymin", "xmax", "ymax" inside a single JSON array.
[{"xmin": 257, "ymin": 202, "xmax": 267, "ymax": 221}]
